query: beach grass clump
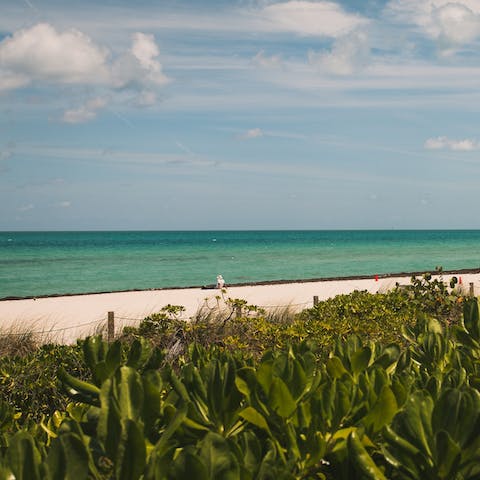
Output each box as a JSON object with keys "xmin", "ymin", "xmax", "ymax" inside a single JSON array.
[{"xmin": 0, "ymin": 329, "xmax": 39, "ymax": 358}]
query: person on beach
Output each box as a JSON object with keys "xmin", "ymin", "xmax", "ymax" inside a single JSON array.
[{"xmin": 216, "ymin": 274, "xmax": 225, "ymax": 289}]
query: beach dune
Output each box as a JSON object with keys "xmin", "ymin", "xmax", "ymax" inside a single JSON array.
[{"xmin": 1, "ymin": 273, "xmax": 479, "ymax": 344}]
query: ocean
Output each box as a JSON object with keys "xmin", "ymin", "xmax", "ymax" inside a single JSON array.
[{"xmin": 1, "ymin": 230, "xmax": 479, "ymax": 299}]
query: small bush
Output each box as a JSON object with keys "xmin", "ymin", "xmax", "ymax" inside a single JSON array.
[{"xmin": 0, "ymin": 342, "xmax": 87, "ymax": 422}]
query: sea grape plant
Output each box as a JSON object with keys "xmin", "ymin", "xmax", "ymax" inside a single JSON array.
[{"xmin": 1, "ymin": 298, "xmax": 480, "ymax": 478}]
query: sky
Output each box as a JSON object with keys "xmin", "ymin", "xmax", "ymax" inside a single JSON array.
[{"xmin": 1, "ymin": 0, "xmax": 480, "ymax": 230}]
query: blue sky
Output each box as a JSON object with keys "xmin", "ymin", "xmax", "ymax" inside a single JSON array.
[{"xmin": 1, "ymin": 0, "xmax": 480, "ymax": 230}]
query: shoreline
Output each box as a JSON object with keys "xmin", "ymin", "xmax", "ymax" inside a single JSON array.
[
  {"xmin": 2, "ymin": 267, "xmax": 479, "ymax": 302},
  {"xmin": 1, "ymin": 269, "xmax": 479, "ymax": 344}
]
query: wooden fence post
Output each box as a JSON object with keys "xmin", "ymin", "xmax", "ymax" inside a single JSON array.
[
  {"xmin": 470, "ymin": 283, "xmax": 475, "ymax": 298},
  {"xmin": 313, "ymin": 296, "xmax": 319, "ymax": 307},
  {"xmin": 107, "ymin": 311, "xmax": 115, "ymax": 342}
]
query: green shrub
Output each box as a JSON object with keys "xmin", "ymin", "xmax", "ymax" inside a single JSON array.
[
  {"xmin": 0, "ymin": 343, "xmax": 87, "ymax": 423},
  {"xmin": 2, "ymin": 300, "xmax": 480, "ymax": 478}
]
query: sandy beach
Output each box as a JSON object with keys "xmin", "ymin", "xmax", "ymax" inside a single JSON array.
[{"xmin": 1, "ymin": 272, "xmax": 479, "ymax": 344}]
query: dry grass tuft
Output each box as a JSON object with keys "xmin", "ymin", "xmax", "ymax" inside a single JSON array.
[
  {"xmin": 0, "ymin": 328, "xmax": 39, "ymax": 357},
  {"xmin": 263, "ymin": 304, "xmax": 298, "ymax": 325},
  {"xmin": 0, "ymin": 322, "xmax": 66, "ymax": 357}
]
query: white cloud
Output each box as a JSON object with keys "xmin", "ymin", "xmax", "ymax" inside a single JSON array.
[
  {"xmin": 111, "ymin": 32, "xmax": 169, "ymax": 89},
  {"xmin": 308, "ymin": 30, "xmax": 370, "ymax": 75},
  {"xmin": 57, "ymin": 201, "xmax": 71, "ymax": 208},
  {"xmin": 0, "ymin": 23, "xmax": 109, "ymax": 85},
  {"xmin": 0, "ymin": 71, "xmax": 29, "ymax": 92},
  {"xmin": 241, "ymin": 128, "xmax": 264, "ymax": 139},
  {"xmin": 62, "ymin": 97, "xmax": 108, "ymax": 124},
  {"xmin": 252, "ymin": 50, "xmax": 283, "ymax": 69},
  {"xmin": 424, "ymin": 136, "xmax": 480, "ymax": 150},
  {"xmin": 259, "ymin": 1, "xmax": 367, "ymax": 37},
  {"xmin": 433, "ymin": 3, "xmax": 480, "ymax": 44},
  {"xmin": 0, "ymin": 24, "xmax": 169, "ymax": 102},
  {"xmin": 386, "ymin": 0, "xmax": 480, "ymax": 47}
]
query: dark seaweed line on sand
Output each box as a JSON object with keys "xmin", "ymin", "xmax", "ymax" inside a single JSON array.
[{"xmin": 2, "ymin": 267, "xmax": 480, "ymax": 302}]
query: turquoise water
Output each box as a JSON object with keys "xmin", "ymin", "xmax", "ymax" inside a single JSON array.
[{"xmin": 1, "ymin": 230, "xmax": 479, "ymax": 298}]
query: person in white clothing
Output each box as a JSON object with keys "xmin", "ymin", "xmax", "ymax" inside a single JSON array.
[{"xmin": 216, "ymin": 274, "xmax": 225, "ymax": 289}]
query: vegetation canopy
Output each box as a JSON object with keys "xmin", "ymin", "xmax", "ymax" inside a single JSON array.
[{"xmin": 0, "ymin": 271, "xmax": 477, "ymax": 479}]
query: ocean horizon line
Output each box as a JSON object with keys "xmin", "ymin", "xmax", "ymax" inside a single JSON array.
[{"xmin": 2, "ymin": 228, "xmax": 480, "ymax": 233}]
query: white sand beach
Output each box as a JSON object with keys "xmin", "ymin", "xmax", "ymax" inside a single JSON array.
[{"xmin": 1, "ymin": 273, "xmax": 479, "ymax": 344}]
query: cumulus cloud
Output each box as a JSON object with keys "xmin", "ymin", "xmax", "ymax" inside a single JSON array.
[
  {"xmin": 252, "ymin": 50, "xmax": 283, "ymax": 69},
  {"xmin": 308, "ymin": 30, "xmax": 370, "ymax": 75},
  {"xmin": 433, "ymin": 3, "xmax": 480, "ymax": 44},
  {"xmin": 241, "ymin": 128, "xmax": 264, "ymax": 139},
  {"xmin": 62, "ymin": 97, "xmax": 108, "ymax": 124},
  {"xmin": 387, "ymin": 0, "xmax": 480, "ymax": 48},
  {"xmin": 0, "ymin": 23, "xmax": 109, "ymax": 85},
  {"xmin": 111, "ymin": 33, "xmax": 169, "ymax": 89},
  {"xmin": 259, "ymin": 1, "xmax": 367, "ymax": 37},
  {"xmin": 0, "ymin": 24, "xmax": 169, "ymax": 105},
  {"xmin": 424, "ymin": 136, "xmax": 480, "ymax": 150}
]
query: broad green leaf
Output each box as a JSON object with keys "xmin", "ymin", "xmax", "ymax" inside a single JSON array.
[
  {"xmin": 169, "ymin": 448, "xmax": 208, "ymax": 480},
  {"xmin": 372, "ymin": 344, "xmax": 401, "ymax": 370},
  {"xmin": 142, "ymin": 370, "xmax": 163, "ymax": 428},
  {"xmin": 363, "ymin": 386, "xmax": 398, "ymax": 433},
  {"xmin": 351, "ymin": 347, "xmax": 371, "ymax": 375},
  {"xmin": 127, "ymin": 338, "xmax": 152, "ymax": 369},
  {"xmin": 432, "ymin": 387, "xmax": 480, "ymax": 449},
  {"xmin": 114, "ymin": 366, "xmax": 144, "ymax": 422},
  {"xmin": 115, "ymin": 419, "xmax": 146, "ymax": 480},
  {"xmin": 382, "ymin": 426, "xmax": 423, "ymax": 477},
  {"xmin": 155, "ymin": 403, "xmax": 188, "ymax": 454},
  {"xmin": 398, "ymin": 391, "xmax": 434, "ymax": 458},
  {"xmin": 238, "ymin": 407, "xmax": 270, "ymax": 433},
  {"xmin": 60, "ymin": 433, "xmax": 89, "ymax": 480},
  {"xmin": 435, "ymin": 430, "xmax": 461, "ymax": 479},
  {"xmin": 348, "ymin": 431, "xmax": 387, "ymax": 480},
  {"xmin": 234, "ymin": 376, "xmax": 251, "ymax": 402},
  {"xmin": 58, "ymin": 368, "xmax": 100, "ymax": 406},
  {"xmin": 256, "ymin": 361, "xmax": 274, "ymax": 394},
  {"xmin": 199, "ymin": 432, "xmax": 241, "ymax": 480},
  {"xmin": 326, "ymin": 356, "xmax": 349, "ymax": 379},
  {"xmin": 7, "ymin": 432, "xmax": 42, "ymax": 480},
  {"xmin": 269, "ymin": 378, "xmax": 296, "ymax": 418},
  {"xmin": 289, "ymin": 359, "xmax": 307, "ymax": 399}
]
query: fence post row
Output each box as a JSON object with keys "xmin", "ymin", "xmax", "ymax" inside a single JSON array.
[{"xmin": 107, "ymin": 311, "xmax": 115, "ymax": 343}]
